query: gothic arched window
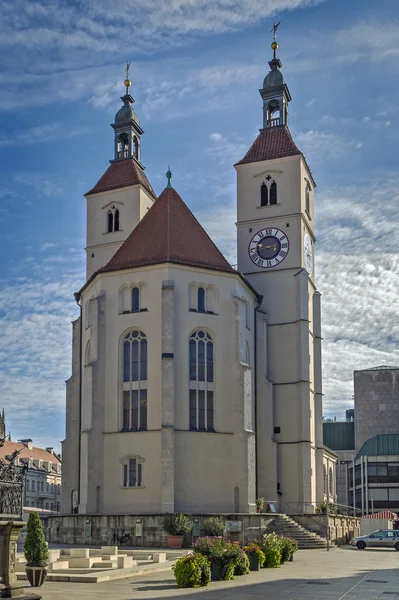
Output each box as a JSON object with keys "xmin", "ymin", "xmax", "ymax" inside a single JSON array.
[
  {"xmin": 131, "ymin": 287, "xmax": 140, "ymax": 312},
  {"xmin": 270, "ymin": 181, "xmax": 277, "ymax": 205},
  {"xmin": 189, "ymin": 330, "xmax": 214, "ymax": 431},
  {"xmin": 107, "ymin": 206, "xmax": 120, "ymax": 233},
  {"xmin": 198, "ymin": 287, "xmax": 205, "ymax": 313},
  {"xmin": 261, "ymin": 183, "xmax": 268, "ymax": 206},
  {"xmin": 122, "ymin": 330, "xmax": 147, "ymax": 431}
]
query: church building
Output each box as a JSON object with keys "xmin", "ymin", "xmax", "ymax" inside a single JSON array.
[{"xmin": 61, "ymin": 38, "xmax": 325, "ymax": 515}]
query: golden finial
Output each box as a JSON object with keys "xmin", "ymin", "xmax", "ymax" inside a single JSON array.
[
  {"xmin": 124, "ymin": 61, "xmax": 131, "ymax": 94},
  {"xmin": 270, "ymin": 20, "xmax": 281, "ymax": 59}
]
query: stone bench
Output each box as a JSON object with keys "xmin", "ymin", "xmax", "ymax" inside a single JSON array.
[
  {"xmin": 68, "ymin": 557, "xmax": 97, "ymax": 568},
  {"xmin": 101, "ymin": 546, "xmax": 118, "ymax": 555},
  {"xmin": 152, "ymin": 553, "xmax": 166, "ymax": 563},
  {"xmin": 117, "ymin": 555, "xmax": 135, "ymax": 568},
  {"xmin": 48, "ymin": 561, "xmax": 69, "ymax": 572},
  {"xmin": 69, "ymin": 548, "xmax": 90, "ymax": 558}
]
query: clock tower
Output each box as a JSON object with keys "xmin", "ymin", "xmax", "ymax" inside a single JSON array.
[{"xmin": 235, "ymin": 34, "xmax": 323, "ymax": 509}]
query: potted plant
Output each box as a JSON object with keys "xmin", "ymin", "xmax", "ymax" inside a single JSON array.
[
  {"xmin": 244, "ymin": 543, "xmax": 266, "ymax": 571},
  {"xmin": 258, "ymin": 533, "xmax": 282, "ymax": 568},
  {"xmin": 255, "ymin": 497, "xmax": 264, "ymax": 513},
  {"xmin": 203, "ymin": 517, "xmax": 226, "ymax": 538},
  {"xmin": 163, "ymin": 513, "xmax": 193, "ymax": 548},
  {"xmin": 24, "ymin": 512, "xmax": 49, "ymax": 587},
  {"xmin": 172, "ymin": 553, "xmax": 211, "ymax": 588}
]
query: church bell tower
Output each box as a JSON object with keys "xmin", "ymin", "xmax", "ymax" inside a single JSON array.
[
  {"xmin": 235, "ymin": 26, "xmax": 324, "ymax": 509},
  {"xmin": 84, "ymin": 64, "xmax": 156, "ymax": 280}
]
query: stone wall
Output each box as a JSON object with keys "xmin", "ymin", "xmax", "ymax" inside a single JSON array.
[
  {"xmin": 43, "ymin": 513, "xmax": 274, "ymax": 547},
  {"xmin": 292, "ymin": 514, "xmax": 360, "ymax": 545}
]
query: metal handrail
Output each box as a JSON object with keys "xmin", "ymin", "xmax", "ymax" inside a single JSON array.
[{"xmin": 283, "ymin": 501, "xmax": 362, "ymax": 518}]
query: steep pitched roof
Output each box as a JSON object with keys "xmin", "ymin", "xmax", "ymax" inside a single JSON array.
[
  {"xmin": 100, "ymin": 186, "xmax": 235, "ymax": 274},
  {"xmin": 86, "ymin": 158, "xmax": 156, "ymax": 199},
  {"xmin": 236, "ymin": 125, "xmax": 301, "ymax": 165}
]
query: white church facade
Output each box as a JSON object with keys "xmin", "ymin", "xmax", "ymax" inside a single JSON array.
[{"xmin": 61, "ymin": 41, "xmax": 326, "ymax": 515}]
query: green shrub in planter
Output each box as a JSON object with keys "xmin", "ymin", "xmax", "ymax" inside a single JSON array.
[
  {"xmin": 221, "ymin": 562, "xmax": 236, "ymax": 580},
  {"xmin": 163, "ymin": 512, "xmax": 193, "ymax": 536},
  {"xmin": 234, "ymin": 549, "xmax": 250, "ymax": 575},
  {"xmin": 244, "ymin": 543, "xmax": 266, "ymax": 567},
  {"xmin": 203, "ymin": 516, "xmax": 226, "ymax": 537},
  {"xmin": 265, "ymin": 546, "xmax": 281, "ymax": 568},
  {"xmin": 279, "ymin": 537, "xmax": 292, "ymax": 562},
  {"xmin": 24, "ymin": 512, "xmax": 48, "ymax": 565},
  {"xmin": 173, "ymin": 553, "xmax": 210, "ymax": 588}
]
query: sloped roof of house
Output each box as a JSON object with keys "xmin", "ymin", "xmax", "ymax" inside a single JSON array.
[
  {"xmin": 357, "ymin": 434, "xmax": 399, "ymax": 458},
  {"xmin": 0, "ymin": 440, "xmax": 61, "ymax": 471},
  {"xmin": 86, "ymin": 159, "xmax": 156, "ymax": 199},
  {"xmin": 100, "ymin": 186, "xmax": 236, "ymax": 274}
]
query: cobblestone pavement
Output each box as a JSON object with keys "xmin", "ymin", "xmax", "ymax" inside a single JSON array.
[{"xmin": 25, "ymin": 546, "xmax": 399, "ymax": 600}]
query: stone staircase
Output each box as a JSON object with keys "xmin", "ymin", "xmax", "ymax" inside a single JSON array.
[{"xmin": 270, "ymin": 514, "xmax": 334, "ymax": 549}]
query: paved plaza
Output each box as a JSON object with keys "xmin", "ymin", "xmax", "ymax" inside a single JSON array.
[{"xmin": 20, "ymin": 546, "xmax": 399, "ymax": 600}]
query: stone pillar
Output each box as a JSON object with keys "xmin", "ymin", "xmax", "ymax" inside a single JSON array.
[
  {"xmin": 160, "ymin": 281, "xmax": 175, "ymax": 513},
  {"xmin": 0, "ymin": 521, "xmax": 41, "ymax": 599}
]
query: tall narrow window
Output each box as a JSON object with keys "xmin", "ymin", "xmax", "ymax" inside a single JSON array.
[
  {"xmin": 261, "ymin": 183, "xmax": 268, "ymax": 206},
  {"xmin": 305, "ymin": 183, "xmax": 311, "ymax": 215},
  {"xmin": 122, "ymin": 330, "xmax": 147, "ymax": 431},
  {"xmin": 270, "ymin": 181, "xmax": 277, "ymax": 204},
  {"xmin": 122, "ymin": 458, "xmax": 143, "ymax": 487},
  {"xmin": 198, "ymin": 287, "xmax": 205, "ymax": 312},
  {"xmin": 107, "ymin": 210, "xmax": 113, "ymax": 233},
  {"xmin": 132, "ymin": 287, "xmax": 140, "ymax": 312},
  {"xmin": 329, "ymin": 467, "xmax": 333, "ymax": 496},
  {"xmin": 323, "ymin": 465, "xmax": 327, "ymax": 495},
  {"xmin": 107, "ymin": 206, "xmax": 120, "ymax": 232},
  {"xmin": 133, "ymin": 136, "xmax": 138, "ymax": 159},
  {"xmin": 189, "ymin": 330, "xmax": 214, "ymax": 431}
]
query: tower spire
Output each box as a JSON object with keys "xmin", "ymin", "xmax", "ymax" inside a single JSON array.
[
  {"xmin": 111, "ymin": 62, "xmax": 144, "ymax": 165},
  {"xmin": 259, "ymin": 20, "xmax": 291, "ymax": 130}
]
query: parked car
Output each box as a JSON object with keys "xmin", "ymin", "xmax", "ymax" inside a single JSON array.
[{"xmin": 351, "ymin": 530, "xmax": 399, "ymax": 550}]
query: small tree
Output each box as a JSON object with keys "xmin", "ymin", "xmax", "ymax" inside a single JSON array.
[{"xmin": 24, "ymin": 512, "xmax": 49, "ymax": 565}]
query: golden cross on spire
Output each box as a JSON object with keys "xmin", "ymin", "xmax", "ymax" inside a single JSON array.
[
  {"xmin": 270, "ymin": 20, "xmax": 281, "ymax": 59},
  {"xmin": 124, "ymin": 61, "xmax": 131, "ymax": 94}
]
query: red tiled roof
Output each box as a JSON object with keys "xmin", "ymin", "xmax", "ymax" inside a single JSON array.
[
  {"xmin": 0, "ymin": 440, "xmax": 61, "ymax": 469},
  {"xmin": 236, "ymin": 126, "xmax": 301, "ymax": 165},
  {"xmin": 86, "ymin": 159, "xmax": 156, "ymax": 198},
  {"xmin": 100, "ymin": 186, "xmax": 235, "ymax": 274}
]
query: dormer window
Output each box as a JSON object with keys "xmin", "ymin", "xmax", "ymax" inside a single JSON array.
[{"xmin": 107, "ymin": 206, "xmax": 120, "ymax": 233}]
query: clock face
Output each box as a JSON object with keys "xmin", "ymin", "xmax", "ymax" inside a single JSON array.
[
  {"xmin": 304, "ymin": 233, "xmax": 313, "ymax": 274},
  {"xmin": 248, "ymin": 227, "xmax": 289, "ymax": 268}
]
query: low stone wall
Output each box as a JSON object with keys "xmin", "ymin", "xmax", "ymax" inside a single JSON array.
[
  {"xmin": 292, "ymin": 514, "xmax": 361, "ymax": 545},
  {"xmin": 43, "ymin": 513, "xmax": 274, "ymax": 547}
]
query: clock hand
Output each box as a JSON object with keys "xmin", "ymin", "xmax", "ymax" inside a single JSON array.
[{"xmin": 258, "ymin": 243, "xmax": 277, "ymax": 251}]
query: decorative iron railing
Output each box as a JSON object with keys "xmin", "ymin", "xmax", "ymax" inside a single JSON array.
[{"xmin": 0, "ymin": 462, "xmax": 24, "ymax": 520}]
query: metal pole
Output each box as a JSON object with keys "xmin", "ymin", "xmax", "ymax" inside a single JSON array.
[
  {"xmin": 326, "ymin": 465, "xmax": 330, "ymax": 552},
  {"xmin": 371, "ymin": 495, "xmax": 374, "ymax": 515}
]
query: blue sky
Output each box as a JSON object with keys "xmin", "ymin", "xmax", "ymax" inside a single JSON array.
[{"xmin": 0, "ymin": 0, "xmax": 398, "ymax": 450}]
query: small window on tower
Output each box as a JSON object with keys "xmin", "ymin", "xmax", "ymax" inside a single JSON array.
[
  {"xmin": 270, "ymin": 181, "xmax": 277, "ymax": 205},
  {"xmin": 305, "ymin": 183, "xmax": 311, "ymax": 216},
  {"xmin": 131, "ymin": 287, "xmax": 140, "ymax": 312},
  {"xmin": 133, "ymin": 136, "xmax": 138, "ymax": 159},
  {"xmin": 107, "ymin": 206, "xmax": 120, "ymax": 233},
  {"xmin": 198, "ymin": 287, "xmax": 206, "ymax": 313},
  {"xmin": 261, "ymin": 183, "xmax": 268, "ymax": 206}
]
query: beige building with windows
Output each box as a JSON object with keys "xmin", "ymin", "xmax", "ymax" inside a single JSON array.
[
  {"xmin": 0, "ymin": 424, "xmax": 62, "ymax": 513},
  {"xmin": 61, "ymin": 43, "xmax": 326, "ymax": 515}
]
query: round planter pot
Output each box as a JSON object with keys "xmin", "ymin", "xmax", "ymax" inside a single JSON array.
[
  {"xmin": 248, "ymin": 554, "xmax": 260, "ymax": 571},
  {"xmin": 25, "ymin": 563, "xmax": 47, "ymax": 587},
  {"xmin": 167, "ymin": 535, "xmax": 184, "ymax": 549},
  {"xmin": 211, "ymin": 562, "xmax": 223, "ymax": 581}
]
